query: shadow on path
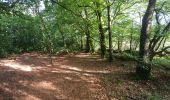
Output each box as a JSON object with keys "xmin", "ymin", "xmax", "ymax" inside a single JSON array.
[{"xmin": 0, "ymin": 53, "xmax": 119, "ymax": 100}]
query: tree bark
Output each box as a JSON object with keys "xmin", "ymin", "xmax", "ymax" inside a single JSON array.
[
  {"xmin": 107, "ymin": 0, "xmax": 113, "ymax": 61},
  {"xmin": 136, "ymin": 0, "xmax": 156, "ymax": 79},
  {"xmin": 84, "ymin": 8, "xmax": 91, "ymax": 53},
  {"xmin": 117, "ymin": 37, "xmax": 122, "ymax": 52},
  {"xmin": 98, "ymin": 12, "xmax": 106, "ymax": 58},
  {"xmin": 58, "ymin": 26, "xmax": 66, "ymax": 48},
  {"xmin": 95, "ymin": 2, "xmax": 106, "ymax": 58},
  {"xmin": 80, "ymin": 32, "xmax": 84, "ymax": 50},
  {"xmin": 130, "ymin": 22, "xmax": 133, "ymax": 52}
]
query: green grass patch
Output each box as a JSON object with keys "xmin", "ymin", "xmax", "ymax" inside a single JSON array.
[{"xmin": 153, "ymin": 57, "xmax": 170, "ymax": 68}]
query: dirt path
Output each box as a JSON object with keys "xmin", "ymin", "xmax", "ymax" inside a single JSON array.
[
  {"xmin": 0, "ymin": 52, "xmax": 121, "ymax": 100},
  {"xmin": 0, "ymin": 53, "xmax": 169, "ymax": 100}
]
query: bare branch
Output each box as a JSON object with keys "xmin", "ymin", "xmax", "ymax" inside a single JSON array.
[{"xmin": 155, "ymin": 46, "xmax": 170, "ymax": 55}]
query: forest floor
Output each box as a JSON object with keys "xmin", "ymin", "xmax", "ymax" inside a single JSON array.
[{"xmin": 0, "ymin": 52, "xmax": 169, "ymax": 100}]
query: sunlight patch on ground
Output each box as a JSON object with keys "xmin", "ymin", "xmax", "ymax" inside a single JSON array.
[
  {"xmin": 85, "ymin": 70, "xmax": 111, "ymax": 74},
  {"xmin": 83, "ymin": 73, "xmax": 93, "ymax": 76},
  {"xmin": 0, "ymin": 60, "xmax": 32, "ymax": 72},
  {"xmin": 31, "ymin": 81, "xmax": 57, "ymax": 90},
  {"xmin": 80, "ymin": 76, "xmax": 99, "ymax": 83},
  {"xmin": 59, "ymin": 65, "xmax": 82, "ymax": 72},
  {"xmin": 51, "ymin": 69, "xmax": 76, "ymax": 74},
  {"xmin": 64, "ymin": 76, "xmax": 73, "ymax": 80},
  {"xmin": 15, "ymin": 90, "xmax": 41, "ymax": 100},
  {"xmin": 74, "ymin": 53, "xmax": 99, "ymax": 59},
  {"xmin": 75, "ymin": 54, "xmax": 92, "ymax": 58},
  {"xmin": 58, "ymin": 65, "xmax": 111, "ymax": 74},
  {"xmin": 4, "ymin": 63, "xmax": 32, "ymax": 72},
  {"xmin": 21, "ymin": 95, "xmax": 41, "ymax": 100}
]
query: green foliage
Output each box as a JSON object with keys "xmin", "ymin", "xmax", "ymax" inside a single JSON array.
[
  {"xmin": 0, "ymin": 48, "xmax": 8, "ymax": 58},
  {"xmin": 114, "ymin": 51, "xmax": 138, "ymax": 61},
  {"xmin": 145, "ymin": 93, "xmax": 162, "ymax": 100},
  {"xmin": 0, "ymin": 0, "xmax": 169, "ymax": 61},
  {"xmin": 153, "ymin": 57, "xmax": 170, "ymax": 68}
]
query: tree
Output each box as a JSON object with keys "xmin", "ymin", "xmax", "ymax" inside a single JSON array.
[
  {"xmin": 94, "ymin": 1, "xmax": 106, "ymax": 58},
  {"xmin": 136, "ymin": 0, "xmax": 157, "ymax": 79},
  {"xmin": 106, "ymin": 0, "xmax": 113, "ymax": 61},
  {"xmin": 84, "ymin": 7, "xmax": 92, "ymax": 53}
]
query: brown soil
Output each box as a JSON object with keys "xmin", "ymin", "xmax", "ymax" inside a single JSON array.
[{"xmin": 0, "ymin": 52, "xmax": 169, "ymax": 100}]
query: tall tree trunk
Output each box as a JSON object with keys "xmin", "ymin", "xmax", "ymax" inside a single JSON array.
[
  {"xmin": 107, "ymin": 0, "xmax": 113, "ymax": 61},
  {"xmin": 85, "ymin": 29, "xmax": 91, "ymax": 52},
  {"xmin": 80, "ymin": 32, "xmax": 84, "ymax": 50},
  {"xmin": 90, "ymin": 39, "xmax": 94, "ymax": 53},
  {"xmin": 57, "ymin": 24, "xmax": 67, "ymax": 48},
  {"xmin": 95, "ymin": 2, "xmax": 106, "ymax": 58},
  {"xmin": 36, "ymin": 1, "xmax": 53, "ymax": 65},
  {"xmin": 117, "ymin": 37, "xmax": 121, "ymax": 52},
  {"xmin": 98, "ymin": 12, "xmax": 106, "ymax": 58},
  {"xmin": 130, "ymin": 22, "xmax": 133, "ymax": 52},
  {"xmin": 84, "ymin": 8, "xmax": 91, "ymax": 53},
  {"xmin": 61, "ymin": 33, "xmax": 66, "ymax": 48},
  {"xmin": 136, "ymin": 0, "xmax": 156, "ymax": 79}
]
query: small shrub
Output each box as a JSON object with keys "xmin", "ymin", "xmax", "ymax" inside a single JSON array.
[
  {"xmin": 153, "ymin": 58, "xmax": 170, "ymax": 68},
  {"xmin": 147, "ymin": 93, "xmax": 162, "ymax": 100},
  {"xmin": 114, "ymin": 52, "xmax": 138, "ymax": 61},
  {"xmin": 0, "ymin": 48, "xmax": 8, "ymax": 58},
  {"xmin": 56, "ymin": 49, "xmax": 69, "ymax": 56}
]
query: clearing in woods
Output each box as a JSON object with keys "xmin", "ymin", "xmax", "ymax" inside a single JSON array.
[{"xmin": 0, "ymin": 52, "xmax": 169, "ymax": 100}]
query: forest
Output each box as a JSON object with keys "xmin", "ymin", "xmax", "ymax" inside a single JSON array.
[{"xmin": 0, "ymin": 0, "xmax": 170, "ymax": 99}]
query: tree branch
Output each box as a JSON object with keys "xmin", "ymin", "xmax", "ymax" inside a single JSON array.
[{"xmin": 155, "ymin": 46, "xmax": 170, "ymax": 55}]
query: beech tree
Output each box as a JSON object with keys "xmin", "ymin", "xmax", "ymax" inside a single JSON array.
[
  {"xmin": 136, "ymin": 0, "xmax": 170, "ymax": 79},
  {"xmin": 106, "ymin": 0, "xmax": 113, "ymax": 61},
  {"xmin": 136, "ymin": 0, "xmax": 156, "ymax": 79}
]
